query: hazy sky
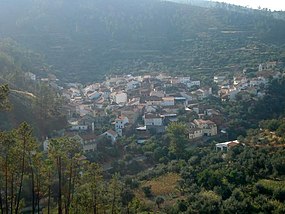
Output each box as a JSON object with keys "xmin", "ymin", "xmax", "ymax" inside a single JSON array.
[{"xmin": 212, "ymin": 0, "xmax": 285, "ymax": 11}]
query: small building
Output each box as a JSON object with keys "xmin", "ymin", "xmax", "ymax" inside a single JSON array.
[
  {"xmin": 102, "ymin": 129, "xmax": 118, "ymax": 144},
  {"xmin": 111, "ymin": 92, "xmax": 128, "ymax": 105},
  {"xmin": 115, "ymin": 115, "xmax": 129, "ymax": 136},
  {"xmin": 69, "ymin": 122, "xmax": 89, "ymax": 132},
  {"xmin": 126, "ymin": 80, "xmax": 140, "ymax": 91},
  {"xmin": 143, "ymin": 113, "xmax": 165, "ymax": 133},
  {"xmin": 81, "ymin": 134, "xmax": 98, "ymax": 152},
  {"xmin": 116, "ymin": 92, "xmax": 128, "ymax": 104},
  {"xmin": 194, "ymin": 119, "xmax": 217, "ymax": 136},
  {"xmin": 144, "ymin": 113, "xmax": 163, "ymax": 126},
  {"xmin": 187, "ymin": 80, "xmax": 201, "ymax": 88},
  {"xmin": 43, "ymin": 137, "xmax": 49, "ymax": 151},
  {"xmin": 150, "ymin": 90, "xmax": 165, "ymax": 98},
  {"xmin": 189, "ymin": 128, "xmax": 203, "ymax": 140},
  {"xmin": 192, "ymin": 87, "xmax": 212, "ymax": 100},
  {"xmin": 87, "ymin": 91, "xmax": 101, "ymax": 100},
  {"xmin": 215, "ymin": 140, "xmax": 240, "ymax": 151},
  {"xmin": 83, "ymin": 84, "xmax": 100, "ymax": 95},
  {"xmin": 249, "ymin": 77, "xmax": 268, "ymax": 87},
  {"xmin": 162, "ymin": 113, "xmax": 178, "ymax": 120},
  {"xmin": 214, "ymin": 76, "xmax": 226, "ymax": 84},
  {"xmin": 233, "ymin": 76, "xmax": 247, "ymax": 86},
  {"xmin": 25, "ymin": 72, "xmax": 36, "ymax": 81},
  {"xmin": 144, "ymin": 96, "xmax": 163, "ymax": 106},
  {"xmin": 161, "ymin": 97, "xmax": 175, "ymax": 106}
]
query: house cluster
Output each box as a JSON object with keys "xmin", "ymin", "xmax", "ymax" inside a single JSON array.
[
  {"xmin": 42, "ymin": 60, "xmax": 284, "ymax": 151},
  {"xmin": 59, "ymin": 73, "xmax": 219, "ymax": 145},
  {"xmin": 216, "ymin": 61, "xmax": 282, "ymax": 101}
]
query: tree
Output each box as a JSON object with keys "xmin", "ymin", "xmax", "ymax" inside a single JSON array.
[
  {"xmin": 0, "ymin": 84, "xmax": 10, "ymax": 111},
  {"xmin": 166, "ymin": 122, "xmax": 188, "ymax": 159},
  {"xmin": 0, "ymin": 131, "xmax": 17, "ymax": 214},
  {"xmin": 121, "ymin": 188, "xmax": 135, "ymax": 214},
  {"xmin": 48, "ymin": 137, "xmax": 82, "ymax": 214},
  {"xmin": 109, "ymin": 173, "xmax": 122, "ymax": 214},
  {"xmin": 142, "ymin": 186, "xmax": 153, "ymax": 198},
  {"xmin": 0, "ymin": 123, "xmax": 38, "ymax": 214},
  {"xmin": 71, "ymin": 162, "xmax": 104, "ymax": 214},
  {"xmin": 15, "ymin": 122, "xmax": 37, "ymax": 214},
  {"xmin": 155, "ymin": 196, "xmax": 165, "ymax": 209}
]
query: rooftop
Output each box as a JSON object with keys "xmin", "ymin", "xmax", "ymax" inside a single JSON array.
[
  {"xmin": 104, "ymin": 129, "xmax": 118, "ymax": 136},
  {"xmin": 145, "ymin": 113, "xmax": 161, "ymax": 119}
]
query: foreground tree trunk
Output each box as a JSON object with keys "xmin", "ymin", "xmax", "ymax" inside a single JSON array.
[{"xmin": 58, "ymin": 157, "xmax": 62, "ymax": 214}]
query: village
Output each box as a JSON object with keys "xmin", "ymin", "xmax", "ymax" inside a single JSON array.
[{"xmin": 34, "ymin": 61, "xmax": 283, "ymax": 154}]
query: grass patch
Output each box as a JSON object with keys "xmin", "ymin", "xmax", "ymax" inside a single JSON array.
[
  {"xmin": 135, "ymin": 173, "xmax": 181, "ymax": 207},
  {"xmin": 257, "ymin": 179, "xmax": 285, "ymax": 192},
  {"xmin": 143, "ymin": 172, "xmax": 181, "ymax": 196}
]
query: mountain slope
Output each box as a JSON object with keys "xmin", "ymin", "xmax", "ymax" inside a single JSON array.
[{"xmin": 0, "ymin": 0, "xmax": 284, "ymax": 82}]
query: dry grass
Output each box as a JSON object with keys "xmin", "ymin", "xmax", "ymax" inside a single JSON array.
[
  {"xmin": 144, "ymin": 172, "xmax": 181, "ymax": 196},
  {"xmin": 135, "ymin": 172, "xmax": 182, "ymax": 209}
]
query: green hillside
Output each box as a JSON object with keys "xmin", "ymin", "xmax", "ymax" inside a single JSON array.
[
  {"xmin": 0, "ymin": 0, "xmax": 285, "ymax": 82},
  {"xmin": 0, "ymin": 40, "xmax": 66, "ymax": 136}
]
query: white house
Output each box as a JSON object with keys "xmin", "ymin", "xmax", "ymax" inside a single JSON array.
[
  {"xmin": 43, "ymin": 137, "xmax": 49, "ymax": 151},
  {"xmin": 178, "ymin": 77, "xmax": 191, "ymax": 84},
  {"xmin": 114, "ymin": 92, "xmax": 128, "ymax": 104},
  {"xmin": 214, "ymin": 76, "xmax": 226, "ymax": 84},
  {"xmin": 258, "ymin": 64, "xmax": 263, "ymax": 72},
  {"xmin": 126, "ymin": 80, "xmax": 140, "ymax": 91},
  {"xmin": 187, "ymin": 81, "xmax": 201, "ymax": 88},
  {"xmin": 115, "ymin": 115, "xmax": 129, "ymax": 136},
  {"xmin": 25, "ymin": 72, "xmax": 36, "ymax": 81},
  {"xmin": 215, "ymin": 140, "xmax": 240, "ymax": 151}
]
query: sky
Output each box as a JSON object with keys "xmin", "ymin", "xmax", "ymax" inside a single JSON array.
[{"xmin": 212, "ymin": 0, "xmax": 285, "ymax": 11}]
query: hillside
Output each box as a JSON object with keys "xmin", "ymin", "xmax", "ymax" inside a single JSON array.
[
  {"xmin": 0, "ymin": 0, "xmax": 285, "ymax": 82},
  {"xmin": 0, "ymin": 40, "xmax": 67, "ymax": 136}
]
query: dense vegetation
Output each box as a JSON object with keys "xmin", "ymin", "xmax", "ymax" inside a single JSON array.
[
  {"xmin": 0, "ymin": 123, "xmax": 132, "ymax": 213},
  {"xmin": 0, "ymin": 40, "xmax": 66, "ymax": 137},
  {"xmin": 0, "ymin": 0, "xmax": 285, "ymax": 82},
  {"xmin": 1, "ymin": 115, "xmax": 285, "ymax": 213}
]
